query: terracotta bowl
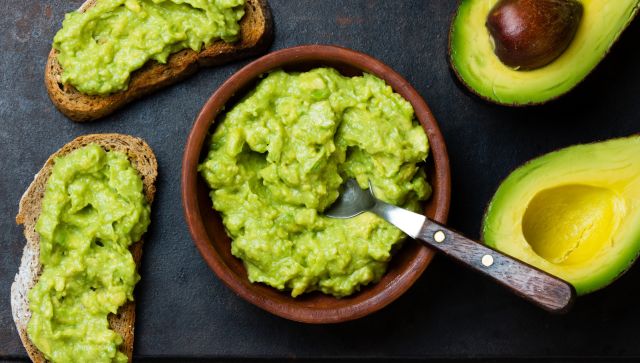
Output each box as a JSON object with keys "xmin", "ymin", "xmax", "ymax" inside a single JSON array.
[{"xmin": 182, "ymin": 45, "xmax": 451, "ymax": 323}]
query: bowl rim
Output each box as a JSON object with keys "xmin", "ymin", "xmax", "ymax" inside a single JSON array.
[{"xmin": 182, "ymin": 44, "xmax": 451, "ymax": 323}]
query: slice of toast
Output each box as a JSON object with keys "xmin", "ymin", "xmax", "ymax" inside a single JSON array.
[
  {"xmin": 45, "ymin": 0, "xmax": 273, "ymax": 122},
  {"xmin": 11, "ymin": 134, "xmax": 158, "ymax": 362}
]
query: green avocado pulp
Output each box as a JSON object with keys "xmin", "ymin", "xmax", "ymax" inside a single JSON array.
[
  {"xmin": 449, "ymin": 0, "xmax": 640, "ymax": 105},
  {"xmin": 53, "ymin": 0, "xmax": 246, "ymax": 95},
  {"xmin": 199, "ymin": 68, "xmax": 431, "ymax": 297},
  {"xmin": 482, "ymin": 136, "xmax": 640, "ymax": 295},
  {"xmin": 27, "ymin": 144, "xmax": 150, "ymax": 363}
]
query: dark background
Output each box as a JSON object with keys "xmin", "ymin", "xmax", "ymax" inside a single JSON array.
[{"xmin": 2, "ymin": 0, "xmax": 640, "ymax": 361}]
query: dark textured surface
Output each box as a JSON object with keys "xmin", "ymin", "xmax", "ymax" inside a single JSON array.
[{"xmin": 1, "ymin": 0, "xmax": 640, "ymax": 360}]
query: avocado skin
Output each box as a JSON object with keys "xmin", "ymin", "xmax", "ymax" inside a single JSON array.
[
  {"xmin": 481, "ymin": 136, "xmax": 640, "ymax": 295},
  {"xmin": 448, "ymin": 0, "xmax": 640, "ymax": 106}
]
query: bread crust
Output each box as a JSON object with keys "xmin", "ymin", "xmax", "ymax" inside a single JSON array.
[
  {"xmin": 45, "ymin": 0, "xmax": 273, "ymax": 122},
  {"xmin": 11, "ymin": 134, "xmax": 158, "ymax": 363}
]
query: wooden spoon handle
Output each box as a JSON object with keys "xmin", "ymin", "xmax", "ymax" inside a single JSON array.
[{"xmin": 417, "ymin": 220, "xmax": 575, "ymax": 313}]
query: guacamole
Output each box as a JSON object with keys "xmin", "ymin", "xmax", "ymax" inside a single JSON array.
[
  {"xmin": 199, "ymin": 68, "xmax": 431, "ymax": 297},
  {"xmin": 53, "ymin": 0, "xmax": 246, "ymax": 95},
  {"xmin": 28, "ymin": 144, "xmax": 150, "ymax": 363}
]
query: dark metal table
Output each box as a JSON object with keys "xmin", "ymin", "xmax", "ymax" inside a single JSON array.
[{"xmin": 2, "ymin": 1, "xmax": 640, "ymax": 361}]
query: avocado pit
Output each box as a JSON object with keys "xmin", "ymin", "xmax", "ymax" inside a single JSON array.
[{"xmin": 486, "ymin": 0, "xmax": 583, "ymax": 70}]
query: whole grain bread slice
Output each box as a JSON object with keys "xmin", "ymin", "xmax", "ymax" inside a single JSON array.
[
  {"xmin": 11, "ymin": 134, "xmax": 158, "ymax": 363},
  {"xmin": 45, "ymin": 0, "xmax": 273, "ymax": 122}
]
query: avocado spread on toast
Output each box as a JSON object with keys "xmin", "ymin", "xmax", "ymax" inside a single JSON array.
[
  {"xmin": 27, "ymin": 144, "xmax": 150, "ymax": 363},
  {"xmin": 199, "ymin": 68, "xmax": 431, "ymax": 297},
  {"xmin": 53, "ymin": 0, "xmax": 246, "ymax": 95}
]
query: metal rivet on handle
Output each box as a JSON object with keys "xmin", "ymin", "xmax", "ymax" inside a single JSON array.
[
  {"xmin": 482, "ymin": 254, "xmax": 494, "ymax": 267},
  {"xmin": 434, "ymin": 231, "xmax": 445, "ymax": 243}
]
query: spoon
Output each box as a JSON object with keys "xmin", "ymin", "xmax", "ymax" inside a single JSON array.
[{"xmin": 325, "ymin": 179, "xmax": 575, "ymax": 313}]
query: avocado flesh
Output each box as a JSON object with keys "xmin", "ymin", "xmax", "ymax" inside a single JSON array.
[
  {"xmin": 482, "ymin": 136, "xmax": 640, "ymax": 295},
  {"xmin": 449, "ymin": 0, "xmax": 640, "ymax": 105}
]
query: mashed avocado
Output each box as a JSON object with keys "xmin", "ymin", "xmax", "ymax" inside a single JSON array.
[
  {"xmin": 199, "ymin": 68, "xmax": 431, "ymax": 297},
  {"xmin": 27, "ymin": 144, "xmax": 150, "ymax": 363},
  {"xmin": 53, "ymin": 0, "xmax": 246, "ymax": 95}
]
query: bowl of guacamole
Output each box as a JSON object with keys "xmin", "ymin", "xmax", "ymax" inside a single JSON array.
[{"xmin": 182, "ymin": 45, "xmax": 450, "ymax": 323}]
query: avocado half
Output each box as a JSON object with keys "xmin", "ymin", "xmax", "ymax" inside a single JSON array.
[
  {"xmin": 449, "ymin": 0, "xmax": 640, "ymax": 105},
  {"xmin": 482, "ymin": 136, "xmax": 640, "ymax": 295}
]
